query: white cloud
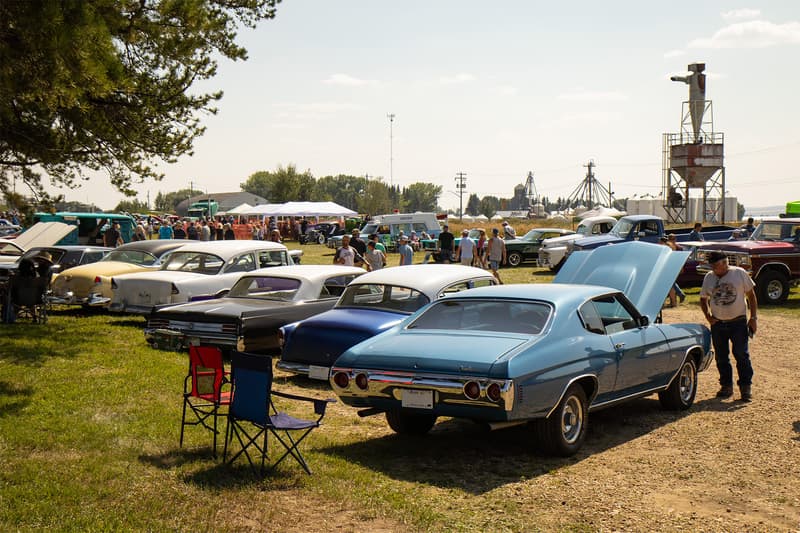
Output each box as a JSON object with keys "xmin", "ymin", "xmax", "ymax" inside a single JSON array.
[
  {"xmin": 557, "ymin": 90, "xmax": 628, "ymax": 102},
  {"xmin": 721, "ymin": 8, "xmax": 761, "ymax": 22},
  {"xmin": 495, "ymin": 85, "xmax": 519, "ymax": 96},
  {"xmin": 323, "ymin": 73, "xmax": 378, "ymax": 86},
  {"xmin": 663, "ymin": 49, "xmax": 685, "ymax": 59},
  {"xmin": 439, "ymin": 73, "xmax": 475, "ymax": 84},
  {"xmin": 688, "ymin": 20, "xmax": 800, "ymax": 49}
]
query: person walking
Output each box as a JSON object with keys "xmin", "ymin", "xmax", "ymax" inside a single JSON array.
[
  {"xmin": 487, "ymin": 228, "xmax": 507, "ymax": 284},
  {"xmin": 438, "ymin": 225, "xmax": 454, "ymax": 263},
  {"xmin": 364, "ymin": 241, "xmax": 386, "ymax": 271},
  {"xmin": 334, "ymin": 235, "xmax": 358, "ymax": 266},
  {"xmin": 688, "ymin": 222, "xmax": 704, "ymax": 241},
  {"xmin": 699, "ymin": 250, "xmax": 758, "ymax": 401},
  {"xmin": 397, "ymin": 235, "xmax": 414, "ymax": 266},
  {"xmin": 455, "ymin": 229, "xmax": 475, "ymax": 266},
  {"xmin": 473, "ymin": 228, "xmax": 488, "ymax": 268}
]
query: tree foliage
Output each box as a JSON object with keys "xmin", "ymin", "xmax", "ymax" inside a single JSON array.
[
  {"xmin": 154, "ymin": 188, "xmax": 194, "ymax": 213},
  {"xmin": 0, "ymin": 0, "xmax": 281, "ymax": 204},
  {"xmin": 479, "ymin": 196, "xmax": 501, "ymax": 218},
  {"xmin": 240, "ymin": 165, "xmax": 314, "ymax": 203},
  {"xmin": 402, "ymin": 182, "xmax": 442, "ymax": 212},
  {"xmin": 465, "ymin": 193, "xmax": 481, "ymax": 216}
]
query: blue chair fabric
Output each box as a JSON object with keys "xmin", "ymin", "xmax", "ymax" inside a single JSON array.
[{"xmin": 223, "ymin": 351, "xmax": 334, "ymax": 475}]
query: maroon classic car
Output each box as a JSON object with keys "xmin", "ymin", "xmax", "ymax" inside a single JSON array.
[{"xmin": 695, "ymin": 217, "xmax": 800, "ymax": 305}]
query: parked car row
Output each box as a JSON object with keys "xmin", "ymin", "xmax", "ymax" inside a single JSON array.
[{"xmin": 134, "ymin": 241, "xmax": 713, "ymax": 457}]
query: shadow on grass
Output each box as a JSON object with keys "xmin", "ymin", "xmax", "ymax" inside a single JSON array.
[
  {"xmin": 139, "ymin": 447, "xmax": 301, "ymax": 488},
  {"xmin": 317, "ymin": 396, "xmax": 703, "ymax": 494},
  {"xmin": 792, "ymin": 421, "xmax": 800, "ymax": 442},
  {"xmin": 0, "ymin": 380, "xmax": 34, "ymax": 417}
]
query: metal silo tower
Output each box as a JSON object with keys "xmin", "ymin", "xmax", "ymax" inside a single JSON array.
[{"xmin": 663, "ymin": 63, "xmax": 726, "ymax": 223}]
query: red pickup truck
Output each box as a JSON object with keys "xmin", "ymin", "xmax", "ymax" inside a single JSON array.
[{"xmin": 696, "ymin": 217, "xmax": 800, "ymax": 305}]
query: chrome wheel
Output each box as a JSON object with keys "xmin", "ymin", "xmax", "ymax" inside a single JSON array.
[
  {"xmin": 560, "ymin": 395, "xmax": 584, "ymax": 445},
  {"xmin": 678, "ymin": 361, "xmax": 696, "ymax": 403},
  {"xmin": 766, "ymin": 279, "xmax": 783, "ymax": 300}
]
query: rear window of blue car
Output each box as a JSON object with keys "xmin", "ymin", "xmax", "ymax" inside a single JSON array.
[
  {"xmin": 407, "ymin": 299, "xmax": 551, "ymax": 335},
  {"xmin": 337, "ymin": 284, "xmax": 429, "ymax": 313}
]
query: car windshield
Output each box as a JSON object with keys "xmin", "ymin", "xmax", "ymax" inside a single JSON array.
[
  {"xmin": 750, "ymin": 221, "xmax": 800, "ymax": 241},
  {"xmin": 103, "ymin": 249, "xmax": 159, "ymax": 266},
  {"xmin": 337, "ymin": 283, "xmax": 430, "ymax": 313},
  {"xmin": 0, "ymin": 241, "xmax": 23, "ymax": 256},
  {"xmin": 576, "ymin": 223, "xmax": 590, "ymax": 235},
  {"xmin": 520, "ymin": 229, "xmax": 543, "ymax": 241},
  {"xmin": 609, "ymin": 219, "xmax": 633, "ymax": 237},
  {"xmin": 160, "ymin": 251, "xmax": 224, "ymax": 274},
  {"xmin": 407, "ymin": 299, "xmax": 551, "ymax": 335},
  {"xmin": 228, "ymin": 276, "xmax": 302, "ymax": 301}
]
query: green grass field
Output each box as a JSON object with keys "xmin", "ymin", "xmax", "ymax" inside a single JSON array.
[{"xmin": 1, "ymin": 238, "xmax": 797, "ymax": 531}]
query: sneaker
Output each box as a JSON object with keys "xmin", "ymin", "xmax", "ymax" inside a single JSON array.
[
  {"xmin": 739, "ymin": 385, "xmax": 752, "ymax": 402},
  {"xmin": 679, "ymin": 293, "xmax": 686, "ymax": 303},
  {"xmin": 716, "ymin": 385, "xmax": 734, "ymax": 398}
]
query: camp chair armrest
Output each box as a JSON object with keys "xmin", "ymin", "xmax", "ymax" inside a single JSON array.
[{"xmin": 271, "ymin": 390, "xmax": 336, "ymax": 416}]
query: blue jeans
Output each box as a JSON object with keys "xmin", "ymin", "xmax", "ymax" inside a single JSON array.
[
  {"xmin": 673, "ymin": 282, "xmax": 685, "ymax": 298},
  {"xmin": 710, "ymin": 318, "xmax": 753, "ymax": 387}
]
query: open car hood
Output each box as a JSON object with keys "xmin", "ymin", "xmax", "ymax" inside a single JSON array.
[
  {"xmin": 12, "ymin": 222, "xmax": 76, "ymax": 249},
  {"xmin": 554, "ymin": 241, "xmax": 689, "ymax": 323}
]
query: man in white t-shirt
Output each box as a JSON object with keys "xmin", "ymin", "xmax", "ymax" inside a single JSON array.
[
  {"xmin": 455, "ymin": 229, "xmax": 475, "ymax": 266},
  {"xmin": 699, "ymin": 250, "xmax": 758, "ymax": 401}
]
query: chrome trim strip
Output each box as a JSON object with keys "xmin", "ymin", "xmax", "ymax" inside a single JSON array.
[
  {"xmin": 545, "ymin": 373, "xmax": 599, "ymax": 418},
  {"xmin": 590, "ymin": 384, "xmax": 668, "ymax": 411},
  {"xmin": 275, "ymin": 360, "xmax": 310, "ymax": 375}
]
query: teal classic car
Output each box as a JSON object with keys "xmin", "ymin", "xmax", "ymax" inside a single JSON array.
[
  {"xmin": 504, "ymin": 227, "xmax": 575, "ymax": 266},
  {"xmin": 329, "ymin": 241, "xmax": 713, "ymax": 456}
]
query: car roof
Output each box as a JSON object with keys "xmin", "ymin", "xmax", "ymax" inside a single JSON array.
[
  {"xmin": 166, "ymin": 240, "xmax": 287, "ymax": 255},
  {"xmin": 238, "ymin": 264, "xmax": 365, "ymax": 284},
  {"xmin": 443, "ymin": 283, "xmax": 613, "ymax": 309},
  {"xmin": 115, "ymin": 239, "xmax": 189, "ymax": 254},
  {"xmin": 348, "ymin": 264, "xmax": 495, "ymax": 293}
]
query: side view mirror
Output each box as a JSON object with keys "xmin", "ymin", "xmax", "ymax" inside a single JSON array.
[{"xmin": 638, "ymin": 315, "xmax": 649, "ymax": 327}]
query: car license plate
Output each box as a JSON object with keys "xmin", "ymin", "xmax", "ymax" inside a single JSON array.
[
  {"xmin": 308, "ymin": 365, "xmax": 330, "ymax": 380},
  {"xmin": 401, "ymin": 389, "xmax": 433, "ymax": 409}
]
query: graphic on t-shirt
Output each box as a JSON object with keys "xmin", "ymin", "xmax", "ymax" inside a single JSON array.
[{"xmin": 712, "ymin": 281, "xmax": 737, "ymax": 307}]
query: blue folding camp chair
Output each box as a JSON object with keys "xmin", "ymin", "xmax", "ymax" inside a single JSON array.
[{"xmin": 223, "ymin": 351, "xmax": 335, "ymax": 475}]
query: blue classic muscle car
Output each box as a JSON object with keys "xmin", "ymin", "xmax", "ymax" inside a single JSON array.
[
  {"xmin": 329, "ymin": 241, "xmax": 713, "ymax": 456},
  {"xmin": 277, "ymin": 264, "xmax": 497, "ymax": 380}
]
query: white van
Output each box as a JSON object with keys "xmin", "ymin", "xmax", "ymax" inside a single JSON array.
[{"xmin": 327, "ymin": 212, "xmax": 442, "ymax": 248}]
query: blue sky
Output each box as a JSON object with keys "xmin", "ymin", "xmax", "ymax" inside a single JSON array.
[{"xmin": 57, "ymin": 1, "xmax": 800, "ymax": 212}]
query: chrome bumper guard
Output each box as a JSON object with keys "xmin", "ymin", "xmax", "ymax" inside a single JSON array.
[{"xmin": 332, "ymin": 368, "xmax": 515, "ymax": 412}]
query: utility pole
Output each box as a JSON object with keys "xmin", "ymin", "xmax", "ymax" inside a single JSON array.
[
  {"xmin": 455, "ymin": 172, "xmax": 467, "ymax": 221},
  {"xmin": 387, "ymin": 113, "xmax": 395, "ymax": 188}
]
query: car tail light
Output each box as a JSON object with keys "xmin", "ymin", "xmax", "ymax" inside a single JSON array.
[
  {"xmin": 486, "ymin": 382, "xmax": 502, "ymax": 402},
  {"xmin": 355, "ymin": 373, "xmax": 369, "ymax": 390},
  {"xmin": 277, "ymin": 329, "xmax": 285, "ymax": 348},
  {"xmin": 93, "ymin": 276, "xmax": 101, "ymax": 284},
  {"xmin": 463, "ymin": 381, "xmax": 480, "ymax": 400},
  {"xmin": 171, "ymin": 283, "xmax": 179, "ymax": 295},
  {"xmin": 332, "ymin": 372, "xmax": 350, "ymax": 388}
]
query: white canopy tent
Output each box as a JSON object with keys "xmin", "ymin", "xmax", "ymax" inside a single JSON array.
[
  {"xmin": 577, "ymin": 206, "xmax": 627, "ymax": 220},
  {"xmin": 239, "ymin": 201, "xmax": 358, "ymax": 218},
  {"xmin": 221, "ymin": 202, "xmax": 253, "ymax": 215}
]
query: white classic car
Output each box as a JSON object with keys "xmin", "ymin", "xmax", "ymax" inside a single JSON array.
[
  {"xmin": 108, "ymin": 240, "xmax": 295, "ymax": 314},
  {"xmin": 538, "ymin": 216, "xmax": 618, "ymax": 271}
]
